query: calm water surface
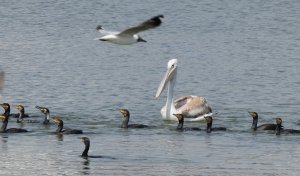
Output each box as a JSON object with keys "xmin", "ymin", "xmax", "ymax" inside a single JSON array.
[{"xmin": 1, "ymin": 0, "xmax": 300, "ymax": 175}]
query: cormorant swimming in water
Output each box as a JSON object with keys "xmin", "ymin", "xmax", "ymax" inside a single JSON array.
[
  {"xmin": 52, "ymin": 117, "xmax": 83, "ymax": 134},
  {"xmin": 248, "ymin": 112, "xmax": 276, "ymax": 131},
  {"xmin": 0, "ymin": 103, "xmax": 28, "ymax": 133},
  {"xmin": 275, "ymin": 117, "xmax": 300, "ymax": 135},
  {"xmin": 15, "ymin": 104, "xmax": 39, "ymax": 123},
  {"xmin": 35, "ymin": 106, "xmax": 51, "ymax": 124},
  {"xmin": 80, "ymin": 137, "xmax": 103, "ymax": 158},
  {"xmin": 204, "ymin": 116, "xmax": 226, "ymax": 133},
  {"xmin": 173, "ymin": 114, "xmax": 201, "ymax": 131},
  {"xmin": 80, "ymin": 137, "xmax": 115, "ymax": 159},
  {"xmin": 118, "ymin": 108, "xmax": 148, "ymax": 128}
]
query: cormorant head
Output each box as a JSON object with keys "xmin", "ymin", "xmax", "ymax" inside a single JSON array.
[
  {"xmin": 248, "ymin": 112, "xmax": 258, "ymax": 120},
  {"xmin": 15, "ymin": 104, "xmax": 24, "ymax": 112},
  {"xmin": 0, "ymin": 103, "xmax": 10, "ymax": 111},
  {"xmin": 52, "ymin": 116, "xmax": 63, "ymax": 126},
  {"xmin": 137, "ymin": 36, "xmax": 147, "ymax": 42},
  {"xmin": 173, "ymin": 114, "xmax": 184, "ymax": 122},
  {"xmin": 36, "ymin": 106, "xmax": 50, "ymax": 114},
  {"xmin": 80, "ymin": 137, "xmax": 90, "ymax": 145},
  {"xmin": 119, "ymin": 108, "xmax": 130, "ymax": 118},
  {"xmin": 276, "ymin": 117, "xmax": 282, "ymax": 126}
]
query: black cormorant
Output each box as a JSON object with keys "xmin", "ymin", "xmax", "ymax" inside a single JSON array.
[
  {"xmin": 173, "ymin": 114, "xmax": 201, "ymax": 131},
  {"xmin": 204, "ymin": 116, "xmax": 226, "ymax": 133},
  {"xmin": 15, "ymin": 104, "xmax": 39, "ymax": 123},
  {"xmin": 35, "ymin": 106, "xmax": 51, "ymax": 124},
  {"xmin": 0, "ymin": 103, "xmax": 27, "ymax": 133},
  {"xmin": 248, "ymin": 112, "xmax": 276, "ymax": 131},
  {"xmin": 275, "ymin": 117, "xmax": 300, "ymax": 135},
  {"xmin": 118, "ymin": 108, "xmax": 148, "ymax": 128},
  {"xmin": 52, "ymin": 117, "xmax": 83, "ymax": 134}
]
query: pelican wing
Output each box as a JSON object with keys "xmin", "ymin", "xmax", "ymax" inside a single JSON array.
[
  {"xmin": 175, "ymin": 96, "xmax": 212, "ymax": 117},
  {"xmin": 119, "ymin": 15, "xmax": 163, "ymax": 36}
]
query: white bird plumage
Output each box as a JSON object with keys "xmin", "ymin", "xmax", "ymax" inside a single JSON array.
[
  {"xmin": 156, "ymin": 59, "xmax": 213, "ymax": 122},
  {"xmin": 95, "ymin": 15, "xmax": 164, "ymax": 45}
]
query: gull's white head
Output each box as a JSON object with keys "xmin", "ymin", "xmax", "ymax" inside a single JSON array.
[{"xmin": 156, "ymin": 59, "xmax": 178, "ymax": 98}]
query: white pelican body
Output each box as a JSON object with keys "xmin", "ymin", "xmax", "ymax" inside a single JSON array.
[{"xmin": 156, "ymin": 59, "xmax": 213, "ymax": 122}]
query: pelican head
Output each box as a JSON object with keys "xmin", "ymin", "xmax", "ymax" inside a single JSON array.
[{"xmin": 156, "ymin": 59, "xmax": 178, "ymax": 98}]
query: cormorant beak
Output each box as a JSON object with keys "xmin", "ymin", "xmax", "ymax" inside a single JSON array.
[
  {"xmin": 15, "ymin": 105, "xmax": 21, "ymax": 110},
  {"xmin": 118, "ymin": 109, "xmax": 126, "ymax": 116},
  {"xmin": 173, "ymin": 114, "xmax": 180, "ymax": 118},
  {"xmin": 248, "ymin": 112, "xmax": 256, "ymax": 118},
  {"xmin": 155, "ymin": 63, "xmax": 177, "ymax": 98},
  {"xmin": 79, "ymin": 137, "xmax": 85, "ymax": 142}
]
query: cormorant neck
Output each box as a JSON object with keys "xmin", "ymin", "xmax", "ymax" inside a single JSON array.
[
  {"xmin": 1, "ymin": 116, "xmax": 8, "ymax": 132},
  {"xmin": 4, "ymin": 108, "xmax": 10, "ymax": 116},
  {"xmin": 82, "ymin": 141, "xmax": 90, "ymax": 157},
  {"xmin": 166, "ymin": 71, "xmax": 177, "ymax": 119},
  {"xmin": 252, "ymin": 118, "xmax": 258, "ymax": 130},
  {"xmin": 43, "ymin": 113, "xmax": 50, "ymax": 124},
  {"xmin": 177, "ymin": 119, "xmax": 184, "ymax": 129},
  {"xmin": 18, "ymin": 109, "xmax": 25, "ymax": 121},
  {"xmin": 275, "ymin": 124, "xmax": 282, "ymax": 135},
  {"xmin": 56, "ymin": 122, "xmax": 63, "ymax": 133},
  {"xmin": 206, "ymin": 123, "xmax": 212, "ymax": 133},
  {"xmin": 121, "ymin": 117, "xmax": 129, "ymax": 128}
]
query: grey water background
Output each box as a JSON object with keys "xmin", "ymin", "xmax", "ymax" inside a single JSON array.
[{"xmin": 1, "ymin": 0, "xmax": 300, "ymax": 175}]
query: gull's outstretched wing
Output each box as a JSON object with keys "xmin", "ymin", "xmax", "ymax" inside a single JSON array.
[{"xmin": 118, "ymin": 15, "xmax": 163, "ymax": 36}]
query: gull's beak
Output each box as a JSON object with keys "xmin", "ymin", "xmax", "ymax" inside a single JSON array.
[
  {"xmin": 137, "ymin": 37, "xmax": 147, "ymax": 42},
  {"xmin": 155, "ymin": 65, "xmax": 177, "ymax": 98}
]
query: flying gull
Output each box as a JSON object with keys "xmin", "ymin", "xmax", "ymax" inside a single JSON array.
[{"xmin": 95, "ymin": 15, "xmax": 164, "ymax": 45}]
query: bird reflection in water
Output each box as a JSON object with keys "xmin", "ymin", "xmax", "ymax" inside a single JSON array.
[{"xmin": 81, "ymin": 159, "xmax": 90, "ymax": 175}]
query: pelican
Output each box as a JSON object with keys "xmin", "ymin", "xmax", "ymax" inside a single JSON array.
[{"xmin": 155, "ymin": 59, "xmax": 213, "ymax": 122}]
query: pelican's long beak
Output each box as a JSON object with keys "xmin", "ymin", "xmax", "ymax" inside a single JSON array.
[{"xmin": 155, "ymin": 65, "xmax": 177, "ymax": 98}]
